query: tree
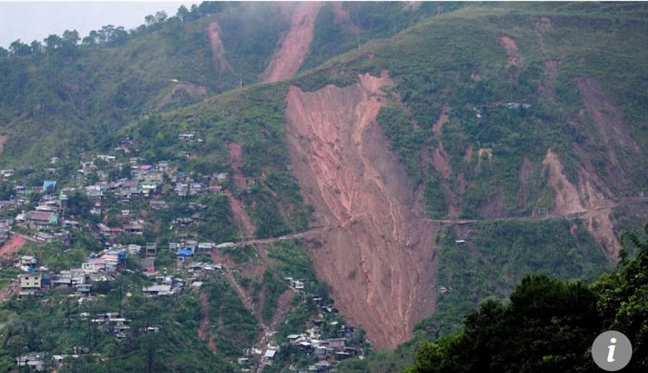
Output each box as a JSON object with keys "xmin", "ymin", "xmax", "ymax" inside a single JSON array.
[
  {"xmin": 62, "ymin": 29, "xmax": 80, "ymax": 46},
  {"xmin": 145, "ymin": 14, "xmax": 156, "ymax": 27},
  {"xmin": 82, "ymin": 36, "xmax": 97, "ymax": 47},
  {"xmin": 404, "ymin": 275, "xmax": 601, "ymax": 373},
  {"xmin": 155, "ymin": 10, "xmax": 168, "ymax": 23},
  {"xmin": 9, "ymin": 39, "xmax": 32, "ymax": 56},
  {"xmin": 97, "ymin": 25, "xmax": 116, "ymax": 43},
  {"xmin": 176, "ymin": 5, "xmax": 190, "ymax": 24},
  {"xmin": 43, "ymin": 34, "xmax": 63, "ymax": 51},
  {"xmin": 30, "ymin": 40, "xmax": 43, "ymax": 53}
]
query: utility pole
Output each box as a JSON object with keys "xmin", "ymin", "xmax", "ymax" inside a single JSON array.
[{"xmin": 118, "ymin": 283, "xmax": 122, "ymax": 316}]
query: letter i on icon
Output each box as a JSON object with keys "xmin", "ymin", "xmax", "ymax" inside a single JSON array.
[{"xmin": 607, "ymin": 338, "xmax": 617, "ymax": 363}]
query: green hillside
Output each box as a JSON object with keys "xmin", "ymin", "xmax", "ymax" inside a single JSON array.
[{"xmin": 1, "ymin": 2, "xmax": 647, "ymax": 373}]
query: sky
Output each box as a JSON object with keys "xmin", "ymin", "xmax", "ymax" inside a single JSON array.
[{"xmin": 0, "ymin": 1, "xmax": 199, "ymax": 48}]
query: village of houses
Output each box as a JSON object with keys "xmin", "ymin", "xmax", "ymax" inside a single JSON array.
[{"xmin": 0, "ymin": 135, "xmax": 366, "ymax": 372}]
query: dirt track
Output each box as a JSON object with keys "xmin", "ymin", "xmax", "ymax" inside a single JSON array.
[
  {"xmin": 198, "ymin": 292, "xmax": 217, "ymax": 353},
  {"xmin": 284, "ymin": 71, "xmax": 438, "ymax": 349},
  {"xmin": 260, "ymin": 2, "xmax": 322, "ymax": 83}
]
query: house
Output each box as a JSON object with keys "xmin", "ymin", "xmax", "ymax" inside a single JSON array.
[
  {"xmin": 63, "ymin": 220, "xmax": 81, "ymax": 229},
  {"xmin": 197, "ymin": 242, "xmax": 215, "ymax": 252},
  {"xmin": 177, "ymin": 248, "xmax": 194, "ymax": 261},
  {"xmin": 0, "ymin": 200, "xmax": 15, "ymax": 210},
  {"xmin": 178, "ymin": 133, "xmax": 194, "ymax": 141},
  {"xmin": 237, "ymin": 357, "xmax": 251, "ymax": 365},
  {"xmin": 141, "ymin": 180, "xmax": 158, "ymax": 193},
  {"xmin": 216, "ymin": 172, "xmax": 228, "ymax": 182},
  {"xmin": 54, "ymin": 270, "xmax": 87, "ymax": 288},
  {"xmin": 263, "ymin": 349, "xmax": 277, "ymax": 364},
  {"xmin": 82, "ymin": 259, "xmax": 110, "ymax": 273},
  {"xmin": 43, "ymin": 180, "xmax": 56, "ymax": 193},
  {"xmin": 76, "ymin": 284, "xmax": 92, "ymax": 295},
  {"xmin": 0, "ymin": 223, "xmax": 10, "ymax": 240},
  {"xmin": 127, "ymin": 244, "xmax": 142, "ymax": 255},
  {"xmin": 175, "ymin": 183, "xmax": 189, "ymax": 197},
  {"xmin": 85, "ymin": 186, "xmax": 104, "ymax": 199},
  {"xmin": 1, "ymin": 169, "xmax": 14, "ymax": 178},
  {"xmin": 19, "ymin": 273, "xmax": 42, "ymax": 297},
  {"xmin": 323, "ymin": 338, "xmax": 346, "ymax": 350},
  {"xmin": 174, "ymin": 217, "xmax": 193, "ymax": 228},
  {"xmin": 20, "ymin": 256, "xmax": 38, "ymax": 268},
  {"xmin": 25, "ymin": 210, "xmax": 58, "ymax": 227},
  {"xmin": 290, "ymin": 279, "xmax": 305, "ymax": 290},
  {"xmin": 146, "ymin": 243, "xmax": 157, "ymax": 257},
  {"xmin": 189, "ymin": 183, "xmax": 203, "ymax": 195},
  {"xmin": 140, "ymin": 165, "xmax": 154, "ymax": 174},
  {"xmin": 156, "ymin": 161, "xmax": 170, "ymax": 172},
  {"xmin": 16, "ymin": 353, "xmax": 45, "ymax": 371},
  {"xmin": 287, "ymin": 334, "xmax": 302, "ymax": 344},
  {"xmin": 142, "ymin": 284, "xmax": 174, "ymax": 297},
  {"xmin": 149, "ymin": 200, "xmax": 168, "ymax": 210},
  {"xmin": 124, "ymin": 222, "xmax": 143, "ymax": 235},
  {"xmin": 34, "ymin": 232, "xmax": 55, "ymax": 242}
]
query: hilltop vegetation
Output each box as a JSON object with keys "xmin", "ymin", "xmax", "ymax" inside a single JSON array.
[{"xmin": 403, "ymin": 224, "xmax": 648, "ymax": 373}]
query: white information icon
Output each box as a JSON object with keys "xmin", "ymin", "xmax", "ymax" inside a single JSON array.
[{"xmin": 592, "ymin": 331, "xmax": 632, "ymax": 371}]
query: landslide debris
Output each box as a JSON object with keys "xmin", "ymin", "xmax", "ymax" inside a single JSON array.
[
  {"xmin": 260, "ymin": 2, "xmax": 322, "ymax": 83},
  {"xmin": 284, "ymin": 71, "xmax": 438, "ymax": 349}
]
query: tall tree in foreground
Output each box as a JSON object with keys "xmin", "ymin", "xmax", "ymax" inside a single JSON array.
[{"xmin": 404, "ymin": 224, "xmax": 648, "ymax": 373}]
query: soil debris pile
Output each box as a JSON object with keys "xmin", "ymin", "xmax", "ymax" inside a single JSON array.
[{"xmin": 284, "ymin": 71, "xmax": 438, "ymax": 349}]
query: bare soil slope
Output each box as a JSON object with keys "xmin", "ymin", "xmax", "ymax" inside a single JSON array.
[
  {"xmin": 260, "ymin": 2, "xmax": 322, "ymax": 83},
  {"xmin": 0, "ymin": 235, "xmax": 26, "ymax": 257},
  {"xmin": 284, "ymin": 71, "xmax": 438, "ymax": 349},
  {"xmin": 499, "ymin": 35, "xmax": 523, "ymax": 68},
  {"xmin": 206, "ymin": 21, "xmax": 233, "ymax": 75},
  {"xmin": 576, "ymin": 77, "xmax": 641, "ymax": 191},
  {"xmin": 542, "ymin": 149, "xmax": 620, "ymax": 258}
]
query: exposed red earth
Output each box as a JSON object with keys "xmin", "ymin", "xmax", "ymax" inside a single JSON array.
[
  {"xmin": 206, "ymin": 21, "xmax": 233, "ymax": 75},
  {"xmin": 260, "ymin": 2, "xmax": 322, "ymax": 83},
  {"xmin": 0, "ymin": 234, "xmax": 26, "ymax": 257},
  {"xmin": 284, "ymin": 71, "xmax": 438, "ymax": 349},
  {"xmin": 499, "ymin": 35, "xmax": 523, "ymax": 68}
]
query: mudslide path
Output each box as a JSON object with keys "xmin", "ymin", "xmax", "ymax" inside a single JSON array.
[
  {"xmin": 260, "ymin": 2, "xmax": 322, "ymax": 83},
  {"xmin": 284, "ymin": 71, "xmax": 438, "ymax": 349}
]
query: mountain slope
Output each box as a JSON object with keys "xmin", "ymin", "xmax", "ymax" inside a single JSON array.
[
  {"xmin": 285, "ymin": 72, "xmax": 438, "ymax": 348},
  {"xmin": 1, "ymin": 2, "xmax": 648, "ymax": 370}
]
